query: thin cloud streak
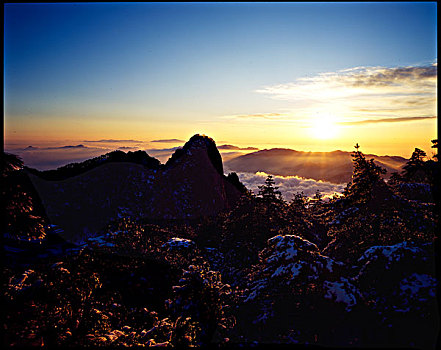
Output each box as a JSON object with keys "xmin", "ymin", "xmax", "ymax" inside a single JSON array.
[
  {"xmin": 339, "ymin": 115, "xmax": 437, "ymax": 125},
  {"xmin": 218, "ymin": 144, "xmax": 259, "ymax": 151},
  {"xmin": 83, "ymin": 139, "xmax": 144, "ymax": 143},
  {"xmin": 221, "ymin": 112, "xmax": 286, "ymax": 120}
]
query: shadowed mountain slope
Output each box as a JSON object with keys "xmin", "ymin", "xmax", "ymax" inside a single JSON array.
[
  {"xmin": 27, "ymin": 135, "xmax": 243, "ymax": 243},
  {"xmin": 25, "ymin": 149, "xmax": 161, "ymax": 180},
  {"xmin": 226, "ymin": 149, "xmax": 407, "ymax": 183}
]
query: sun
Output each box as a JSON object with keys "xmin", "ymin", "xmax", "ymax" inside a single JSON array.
[{"xmin": 309, "ymin": 115, "xmax": 340, "ymax": 140}]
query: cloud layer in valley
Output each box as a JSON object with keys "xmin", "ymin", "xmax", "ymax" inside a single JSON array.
[
  {"xmin": 231, "ymin": 170, "xmax": 346, "ymax": 201},
  {"xmin": 8, "ymin": 145, "xmax": 113, "ymax": 170}
]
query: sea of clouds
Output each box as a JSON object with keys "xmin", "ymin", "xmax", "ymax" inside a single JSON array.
[{"xmin": 231, "ymin": 170, "xmax": 346, "ymax": 201}]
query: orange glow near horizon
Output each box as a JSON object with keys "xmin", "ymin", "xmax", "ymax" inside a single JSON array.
[{"xmin": 3, "ymin": 112, "xmax": 437, "ymax": 160}]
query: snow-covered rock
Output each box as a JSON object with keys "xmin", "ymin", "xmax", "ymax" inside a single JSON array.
[
  {"xmin": 323, "ymin": 277, "xmax": 361, "ymax": 311},
  {"xmin": 162, "ymin": 238, "xmax": 196, "ymax": 250},
  {"xmin": 260, "ymin": 235, "xmax": 343, "ymax": 283},
  {"xmin": 244, "ymin": 234, "xmax": 345, "ymax": 306},
  {"xmin": 358, "ymin": 241, "xmax": 426, "ymax": 269},
  {"xmin": 87, "ymin": 235, "xmax": 116, "ymax": 248},
  {"xmin": 356, "ymin": 241, "xmax": 437, "ymax": 316}
]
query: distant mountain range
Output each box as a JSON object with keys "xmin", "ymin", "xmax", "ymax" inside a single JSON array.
[
  {"xmin": 225, "ymin": 148, "xmax": 408, "ymax": 184},
  {"xmin": 217, "ymin": 144, "xmax": 259, "ymax": 151},
  {"xmin": 24, "ymin": 144, "xmax": 87, "ymax": 150}
]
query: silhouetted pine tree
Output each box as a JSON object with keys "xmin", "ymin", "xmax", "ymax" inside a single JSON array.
[
  {"xmin": 431, "ymin": 139, "xmax": 438, "ymax": 161},
  {"xmin": 290, "ymin": 191, "xmax": 307, "ymax": 211},
  {"xmin": 257, "ymin": 175, "xmax": 283, "ymax": 204},
  {"xmin": 343, "ymin": 144, "xmax": 386, "ymax": 203},
  {"xmin": 402, "ymin": 148, "xmax": 428, "ymax": 183},
  {"xmin": 2, "ymin": 152, "xmax": 47, "ymax": 240}
]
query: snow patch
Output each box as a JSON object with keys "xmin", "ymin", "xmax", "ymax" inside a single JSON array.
[
  {"xmin": 400, "ymin": 273, "xmax": 436, "ymax": 298},
  {"xmin": 359, "ymin": 241, "xmax": 423, "ymax": 264},
  {"xmin": 323, "ymin": 278, "xmax": 359, "ymax": 311},
  {"xmin": 162, "ymin": 237, "xmax": 195, "ymax": 249}
]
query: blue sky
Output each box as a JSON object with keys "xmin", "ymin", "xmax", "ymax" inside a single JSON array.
[{"xmin": 4, "ymin": 2, "xmax": 437, "ymax": 157}]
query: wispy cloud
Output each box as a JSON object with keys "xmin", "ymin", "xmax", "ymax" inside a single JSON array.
[
  {"xmin": 150, "ymin": 139, "xmax": 184, "ymax": 143},
  {"xmin": 255, "ymin": 63, "xmax": 437, "ymax": 123},
  {"xmin": 339, "ymin": 115, "xmax": 437, "ymax": 125},
  {"xmin": 218, "ymin": 144, "xmax": 259, "ymax": 151},
  {"xmin": 342, "ymin": 65, "xmax": 436, "ymax": 88},
  {"xmin": 221, "ymin": 112, "xmax": 287, "ymax": 120}
]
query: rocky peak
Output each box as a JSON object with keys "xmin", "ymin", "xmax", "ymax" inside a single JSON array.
[
  {"xmin": 165, "ymin": 134, "xmax": 223, "ymax": 175},
  {"xmin": 27, "ymin": 135, "xmax": 242, "ymax": 243}
]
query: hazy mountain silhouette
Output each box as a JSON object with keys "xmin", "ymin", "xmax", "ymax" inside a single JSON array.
[
  {"xmin": 226, "ymin": 148, "xmax": 408, "ymax": 183},
  {"xmin": 217, "ymin": 144, "xmax": 259, "ymax": 151},
  {"xmin": 27, "ymin": 135, "xmax": 244, "ymax": 243},
  {"xmin": 24, "ymin": 144, "xmax": 87, "ymax": 150},
  {"xmin": 26, "ymin": 149, "xmax": 162, "ymax": 180}
]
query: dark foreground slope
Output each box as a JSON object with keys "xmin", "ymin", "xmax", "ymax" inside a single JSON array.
[
  {"xmin": 27, "ymin": 135, "xmax": 243, "ymax": 243},
  {"xmin": 226, "ymin": 148, "xmax": 407, "ymax": 183},
  {"xmin": 3, "ymin": 143, "xmax": 439, "ymax": 348}
]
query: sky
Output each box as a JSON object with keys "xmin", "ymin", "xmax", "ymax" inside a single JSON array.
[{"xmin": 4, "ymin": 2, "xmax": 438, "ymax": 159}]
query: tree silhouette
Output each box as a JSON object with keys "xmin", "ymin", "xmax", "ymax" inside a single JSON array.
[
  {"xmin": 291, "ymin": 191, "xmax": 307, "ymax": 211},
  {"xmin": 313, "ymin": 189, "xmax": 322, "ymax": 201},
  {"xmin": 257, "ymin": 175, "xmax": 283, "ymax": 204},
  {"xmin": 343, "ymin": 144, "xmax": 386, "ymax": 203},
  {"xmin": 2, "ymin": 152, "xmax": 47, "ymax": 240},
  {"xmin": 431, "ymin": 139, "xmax": 438, "ymax": 161},
  {"xmin": 402, "ymin": 148, "xmax": 428, "ymax": 183}
]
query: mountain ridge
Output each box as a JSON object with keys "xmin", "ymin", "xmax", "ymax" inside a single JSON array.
[
  {"xmin": 226, "ymin": 148, "xmax": 408, "ymax": 184},
  {"xmin": 25, "ymin": 134, "xmax": 225, "ymax": 181},
  {"xmin": 26, "ymin": 134, "xmax": 244, "ymax": 243}
]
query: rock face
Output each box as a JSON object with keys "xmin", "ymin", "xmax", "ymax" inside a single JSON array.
[{"xmin": 27, "ymin": 135, "xmax": 243, "ymax": 243}]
